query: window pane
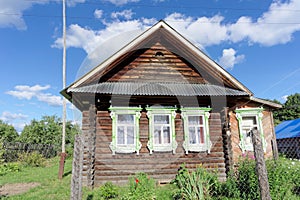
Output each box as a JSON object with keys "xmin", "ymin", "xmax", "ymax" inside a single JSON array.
[
  {"xmin": 199, "ymin": 127, "xmax": 205, "ymax": 144},
  {"xmin": 242, "ymin": 116, "xmax": 257, "ymax": 126},
  {"xmin": 189, "ymin": 127, "xmax": 197, "ymax": 144},
  {"xmin": 188, "ymin": 116, "xmax": 200, "ymax": 125},
  {"xmin": 154, "ymin": 126, "xmax": 162, "ymax": 144},
  {"xmin": 118, "ymin": 114, "xmax": 134, "ymax": 124},
  {"xmin": 163, "ymin": 126, "xmax": 170, "ymax": 144},
  {"xmin": 243, "ymin": 129, "xmax": 253, "ymax": 145},
  {"xmin": 154, "ymin": 115, "xmax": 169, "ymax": 124},
  {"xmin": 117, "ymin": 126, "xmax": 125, "ymax": 144},
  {"xmin": 127, "ymin": 126, "xmax": 134, "ymax": 144}
]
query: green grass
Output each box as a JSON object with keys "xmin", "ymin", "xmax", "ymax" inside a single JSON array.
[{"xmin": 0, "ymin": 157, "xmax": 72, "ymax": 200}]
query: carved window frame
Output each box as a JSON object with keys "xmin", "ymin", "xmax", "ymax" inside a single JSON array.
[
  {"xmin": 109, "ymin": 107, "xmax": 142, "ymax": 155},
  {"xmin": 146, "ymin": 107, "xmax": 177, "ymax": 154},
  {"xmin": 181, "ymin": 107, "xmax": 212, "ymax": 154},
  {"xmin": 235, "ymin": 108, "xmax": 266, "ymax": 153}
]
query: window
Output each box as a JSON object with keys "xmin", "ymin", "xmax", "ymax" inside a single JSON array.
[
  {"xmin": 235, "ymin": 108, "xmax": 266, "ymax": 152},
  {"xmin": 109, "ymin": 107, "xmax": 141, "ymax": 155},
  {"xmin": 181, "ymin": 108, "xmax": 212, "ymax": 154},
  {"xmin": 146, "ymin": 107, "xmax": 177, "ymax": 154}
]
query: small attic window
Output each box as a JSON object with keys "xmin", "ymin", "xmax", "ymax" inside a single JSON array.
[{"xmin": 155, "ymin": 51, "xmax": 164, "ymax": 57}]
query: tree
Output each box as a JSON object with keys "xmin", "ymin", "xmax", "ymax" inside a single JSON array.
[
  {"xmin": 19, "ymin": 115, "xmax": 79, "ymax": 154},
  {"xmin": 0, "ymin": 120, "xmax": 19, "ymax": 142},
  {"xmin": 273, "ymin": 93, "xmax": 300, "ymax": 125}
]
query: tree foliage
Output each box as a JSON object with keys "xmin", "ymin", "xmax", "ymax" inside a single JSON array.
[
  {"xmin": 273, "ymin": 93, "xmax": 300, "ymax": 125},
  {"xmin": 19, "ymin": 115, "xmax": 79, "ymax": 154},
  {"xmin": 0, "ymin": 120, "xmax": 19, "ymax": 142}
]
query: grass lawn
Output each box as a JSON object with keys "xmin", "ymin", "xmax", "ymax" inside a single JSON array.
[{"xmin": 0, "ymin": 157, "xmax": 72, "ymax": 199}]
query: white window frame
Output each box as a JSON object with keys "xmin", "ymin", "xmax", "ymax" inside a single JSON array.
[
  {"xmin": 181, "ymin": 107, "xmax": 212, "ymax": 154},
  {"xmin": 109, "ymin": 107, "xmax": 142, "ymax": 155},
  {"xmin": 235, "ymin": 108, "xmax": 266, "ymax": 153},
  {"xmin": 146, "ymin": 107, "xmax": 177, "ymax": 154}
]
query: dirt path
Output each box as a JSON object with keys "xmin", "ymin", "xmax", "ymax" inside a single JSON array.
[{"xmin": 0, "ymin": 182, "xmax": 40, "ymax": 197}]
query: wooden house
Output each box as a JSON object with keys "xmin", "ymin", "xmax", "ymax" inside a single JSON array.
[
  {"xmin": 276, "ymin": 118, "xmax": 300, "ymax": 159},
  {"xmin": 61, "ymin": 20, "xmax": 281, "ymax": 186}
]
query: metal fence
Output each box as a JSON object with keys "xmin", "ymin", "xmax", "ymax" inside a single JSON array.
[{"xmin": 1, "ymin": 142, "xmax": 57, "ymax": 162}]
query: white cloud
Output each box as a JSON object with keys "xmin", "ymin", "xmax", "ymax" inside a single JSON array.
[
  {"xmin": 94, "ymin": 9, "xmax": 103, "ymax": 19},
  {"xmin": 103, "ymin": 0, "xmax": 139, "ymax": 6},
  {"xmin": 111, "ymin": 10, "xmax": 134, "ymax": 20},
  {"xmin": 281, "ymin": 95, "xmax": 289, "ymax": 102},
  {"xmin": 217, "ymin": 48, "xmax": 245, "ymax": 69},
  {"xmin": 0, "ymin": 111, "xmax": 28, "ymax": 132},
  {"xmin": 229, "ymin": 0, "xmax": 300, "ymax": 46},
  {"xmin": 0, "ymin": 0, "xmax": 86, "ymax": 30},
  {"xmin": 6, "ymin": 84, "xmax": 63, "ymax": 107},
  {"xmin": 0, "ymin": 111, "xmax": 28, "ymax": 122}
]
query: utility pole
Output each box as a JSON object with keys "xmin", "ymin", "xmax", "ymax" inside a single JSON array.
[{"xmin": 58, "ymin": 0, "xmax": 67, "ymax": 179}]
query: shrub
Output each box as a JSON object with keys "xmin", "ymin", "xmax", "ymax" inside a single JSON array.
[
  {"xmin": 100, "ymin": 182, "xmax": 119, "ymax": 199},
  {"xmin": 0, "ymin": 162, "xmax": 20, "ymax": 176},
  {"xmin": 18, "ymin": 151, "xmax": 46, "ymax": 167},
  {"xmin": 122, "ymin": 172, "xmax": 156, "ymax": 200},
  {"xmin": 172, "ymin": 164, "xmax": 220, "ymax": 200}
]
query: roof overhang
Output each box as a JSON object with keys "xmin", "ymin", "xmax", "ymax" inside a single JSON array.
[{"xmin": 67, "ymin": 82, "xmax": 249, "ymax": 97}]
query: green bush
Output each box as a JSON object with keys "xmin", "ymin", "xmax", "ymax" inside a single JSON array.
[
  {"xmin": 172, "ymin": 164, "xmax": 220, "ymax": 200},
  {"xmin": 122, "ymin": 172, "xmax": 156, "ymax": 200},
  {"xmin": 0, "ymin": 162, "xmax": 20, "ymax": 176},
  {"xmin": 18, "ymin": 151, "xmax": 46, "ymax": 167},
  {"xmin": 99, "ymin": 182, "xmax": 119, "ymax": 199}
]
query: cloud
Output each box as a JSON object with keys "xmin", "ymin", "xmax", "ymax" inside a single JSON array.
[
  {"xmin": 0, "ymin": 111, "xmax": 28, "ymax": 122},
  {"xmin": 228, "ymin": 0, "xmax": 300, "ymax": 46},
  {"xmin": 103, "ymin": 0, "xmax": 139, "ymax": 6},
  {"xmin": 281, "ymin": 95, "xmax": 289, "ymax": 102},
  {"xmin": 94, "ymin": 9, "xmax": 103, "ymax": 19},
  {"xmin": 0, "ymin": 111, "xmax": 28, "ymax": 132},
  {"xmin": 111, "ymin": 10, "xmax": 134, "ymax": 20},
  {"xmin": 217, "ymin": 48, "xmax": 245, "ymax": 69},
  {"xmin": 6, "ymin": 84, "xmax": 63, "ymax": 107},
  {"xmin": 0, "ymin": 0, "xmax": 86, "ymax": 30}
]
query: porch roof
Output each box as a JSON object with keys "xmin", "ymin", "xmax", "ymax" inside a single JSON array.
[{"xmin": 67, "ymin": 82, "xmax": 249, "ymax": 96}]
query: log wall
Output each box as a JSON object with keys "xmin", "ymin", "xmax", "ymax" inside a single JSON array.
[{"xmin": 83, "ymin": 110, "xmax": 227, "ymax": 186}]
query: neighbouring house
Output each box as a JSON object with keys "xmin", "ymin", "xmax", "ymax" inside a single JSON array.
[
  {"xmin": 275, "ymin": 118, "xmax": 300, "ymax": 159},
  {"xmin": 61, "ymin": 20, "xmax": 281, "ymax": 186}
]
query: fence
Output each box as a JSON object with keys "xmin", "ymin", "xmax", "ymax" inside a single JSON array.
[{"xmin": 1, "ymin": 142, "xmax": 57, "ymax": 162}]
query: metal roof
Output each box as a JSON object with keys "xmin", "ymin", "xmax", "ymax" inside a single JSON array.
[
  {"xmin": 275, "ymin": 118, "xmax": 300, "ymax": 139},
  {"xmin": 67, "ymin": 82, "xmax": 249, "ymax": 96}
]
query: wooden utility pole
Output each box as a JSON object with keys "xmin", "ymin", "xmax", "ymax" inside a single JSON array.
[
  {"xmin": 58, "ymin": 0, "xmax": 67, "ymax": 179},
  {"xmin": 252, "ymin": 129, "xmax": 271, "ymax": 200}
]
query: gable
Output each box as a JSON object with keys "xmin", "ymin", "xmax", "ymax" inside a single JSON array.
[{"xmin": 101, "ymin": 42, "xmax": 208, "ymax": 84}]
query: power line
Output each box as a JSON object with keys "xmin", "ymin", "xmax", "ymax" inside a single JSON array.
[
  {"xmin": 1, "ymin": 12, "xmax": 300, "ymax": 25},
  {"xmin": 22, "ymin": 0, "xmax": 300, "ymax": 12}
]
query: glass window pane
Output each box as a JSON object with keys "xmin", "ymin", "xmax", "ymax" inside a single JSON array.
[
  {"xmin": 117, "ymin": 126, "xmax": 125, "ymax": 144},
  {"xmin": 242, "ymin": 116, "xmax": 257, "ymax": 126},
  {"xmin": 189, "ymin": 127, "xmax": 197, "ymax": 144},
  {"xmin": 243, "ymin": 129, "xmax": 253, "ymax": 145},
  {"xmin": 154, "ymin": 126, "xmax": 161, "ymax": 144},
  {"xmin": 127, "ymin": 126, "xmax": 134, "ymax": 144},
  {"xmin": 118, "ymin": 114, "xmax": 134, "ymax": 124},
  {"xmin": 154, "ymin": 115, "xmax": 169, "ymax": 124},
  {"xmin": 188, "ymin": 116, "xmax": 200, "ymax": 125},
  {"xmin": 163, "ymin": 126, "xmax": 170, "ymax": 144}
]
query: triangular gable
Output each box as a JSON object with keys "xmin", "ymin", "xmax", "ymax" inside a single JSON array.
[{"xmin": 64, "ymin": 20, "xmax": 252, "ymax": 96}]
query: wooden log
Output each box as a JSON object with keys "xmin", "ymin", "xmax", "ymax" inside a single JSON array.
[{"xmin": 252, "ymin": 129, "xmax": 271, "ymax": 200}]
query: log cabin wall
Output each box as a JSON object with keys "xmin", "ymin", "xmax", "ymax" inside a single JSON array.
[
  {"xmin": 89, "ymin": 109, "xmax": 226, "ymax": 186},
  {"xmin": 229, "ymin": 105, "xmax": 276, "ymax": 163}
]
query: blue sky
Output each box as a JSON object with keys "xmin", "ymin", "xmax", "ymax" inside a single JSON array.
[{"xmin": 1, "ymin": 0, "xmax": 300, "ymax": 132}]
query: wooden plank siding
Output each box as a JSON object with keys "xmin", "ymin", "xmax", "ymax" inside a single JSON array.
[
  {"xmin": 103, "ymin": 42, "xmax": 207, "ymax": 84},
  {"xmin": 81, "ymin": 109, "xmax": 227, "ymax": 186}
]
